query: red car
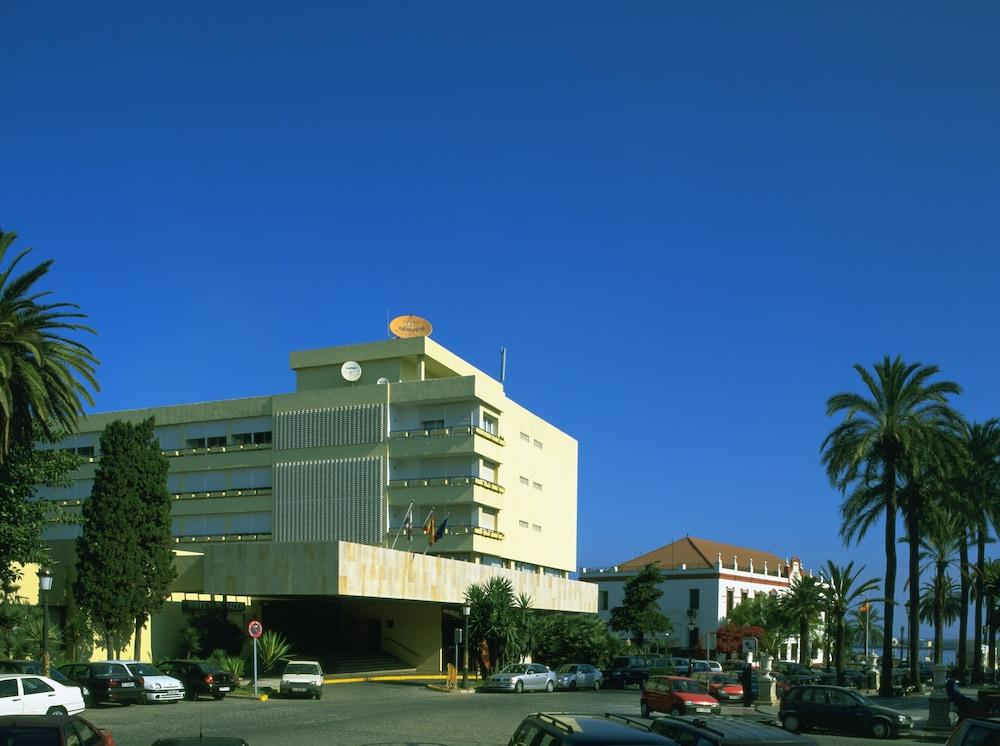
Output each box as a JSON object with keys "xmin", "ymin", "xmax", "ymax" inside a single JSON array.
[
  {"xmin": 0, "ymin": 714, "xmax": 115, "ymax": 746},
  {"xmin": 641, "ymin": 675, "xmax": 722, "ymax": 717},
  {"xmin": 705, "ymin": 673, "xmax": 744, "ymax": 702}
]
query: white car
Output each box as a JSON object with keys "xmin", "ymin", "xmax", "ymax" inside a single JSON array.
[
  {"xmin": 109, "ymin": 661, "xmax": 185, "ymax": 703},
  {"xmin": 279, "ymin": 660, "xmax": 324, "ymax": 699},
  {"xmin": 482, "ymin": 663, "xmax": 556, "ymax": 693},
  {"xmin": 0, "ymin": 673, "xmax": 86, "ymax": 716}
]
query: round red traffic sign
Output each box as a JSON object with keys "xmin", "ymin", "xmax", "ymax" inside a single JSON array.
[{"xmin": 247, "ymin": 619, "xmax": 263, "ymax": 639}]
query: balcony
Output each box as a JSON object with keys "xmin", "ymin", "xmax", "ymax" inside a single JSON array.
[
  {"xmin": 388, "ymin": 475, "xmax": 504, "ymax": 494},
  {"xmin": 171, "ymin": 487, "xmax": 272, "ymax": 501},
  {"xmin": 390, "ymin": 424, "xmax": 504, "ymax": 446},
  {"xmin": 173, "ymin": 532, "xmax": 272, "ymax": 544},
  {"xmin": 386, "ymin": 523, "xmax": 504, "ymax": 543},
  {"xmin": 163, "ymin": 442, "xmax": 273, "ymax": 458}
]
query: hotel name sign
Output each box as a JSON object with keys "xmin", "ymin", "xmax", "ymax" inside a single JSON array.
[{"xmin": 389, "ymin": 315, "xmax": 432, "ymax": 338}]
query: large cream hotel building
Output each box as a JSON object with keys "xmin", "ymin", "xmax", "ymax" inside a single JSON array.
[{"xmin": 37, "ymin": 333, "xmax": 594, "ymax": 672}]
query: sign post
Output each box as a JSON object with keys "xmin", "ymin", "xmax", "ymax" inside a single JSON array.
[{"xmin": 248, "ymin": 619, "xmax": 263, "ymax": 697}]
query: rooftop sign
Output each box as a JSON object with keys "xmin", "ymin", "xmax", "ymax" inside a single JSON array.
[{"xmin": 389, "ymin": 314, "xmax": 433, "ymax": 338}]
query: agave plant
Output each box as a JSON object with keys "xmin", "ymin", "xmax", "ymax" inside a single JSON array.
[{"xmin": 256, "ymin": 630, "xmax": 294, "ymax": 672}]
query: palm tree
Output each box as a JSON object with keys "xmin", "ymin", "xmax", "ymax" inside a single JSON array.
[
  {"xmin": 781, "ymin": 575, "xmax": 824, "ymax": 665},
  {"xmin": 974, "ymin": 559, "xmax": 1000, "ymax": 677},
  {"xmin": 820, "ymin": 561, "xmax": 881, "ymax": 687},
  {"xmin": 958, "ymin": 421, "xmax": 1000, "ymax": 684},
  {"xmin": 0, "ymin": 230, "xmax": 99, "ymax": 459},
  {"xmin": 822, "ymin": 356, "xmax": 962, "ymax": 696},
  {"xmin": 917, "ymin": 509, "xmax": 962, "ymax": 664},
  {"xmin": 849, "ymin": 602, "xmax": 883, "ymax": 655}
]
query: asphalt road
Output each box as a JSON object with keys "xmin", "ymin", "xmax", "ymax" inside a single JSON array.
[{"xmin": 80, "ymin": 682, "xmax": 943, "ymax": 746}]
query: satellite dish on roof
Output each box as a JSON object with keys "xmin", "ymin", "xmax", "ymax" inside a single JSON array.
[
  {"xmin": 341, "ymin": 361, "xmax": 362, "ymax": 382},
  {"xmin": 377, "ymin": 377, "xmax": 390, "ymax": 385}
]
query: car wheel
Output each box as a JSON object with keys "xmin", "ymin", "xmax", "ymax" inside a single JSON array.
[
  {"xmin": 869, "ymin": 719, "xmax": 892, "ymax": 739},
  {"xmin": 120, "ymin": 701, "xmax": 131, "ymax": 707},
  {"xmin": 593, "ymin": 679, "xmax": 601, "ymax": 691},
  {"xmin": 315, "ymin": 689, "xmax": 323, "ymax": 700},
  {"xmin": 213, "ymin": 693, "xmax": 225, "ymax": 700},
  {"xmin": 515, "ymin": 680, "xmax": 524, "ymax": 694},
  {"xmin": 546, "ymin": 680, "xmax": 554, "ymax": 693},
  {"xmin": 641, "ymin": 701, "xmax": 650, "ymax": 717},
  {"xmin": 639, "ymin": 676, "xmax": 648, "ymax": 689},
  {"xmin": 670, "ymin": 706, "xmax": 682, "ymax": 716},
  {"xmin": 46, "ymin": 707, "xmax": 67, "ymax": 717},
  {"xmin": 569, "ymin": 680, "xmax": 577, "ymax": 690},
  {"xmin": 185, "ymin": 690, "xmax": 197, "ymax": 701},
  {"xmin": 782, "ymin": 714, "xmax": 802, "ymax": 733}
]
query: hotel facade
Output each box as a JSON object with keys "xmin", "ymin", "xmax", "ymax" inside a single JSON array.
[{"xmin": 36, "ymin": 334, "xmax": 594, "ymax": 671}]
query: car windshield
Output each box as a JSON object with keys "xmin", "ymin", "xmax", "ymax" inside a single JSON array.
[
  {"xmin": 501, "ymin": 664, "xmax": 530, "ymax": 674},
  {"xmin": 284, "ymin": 664, "xmax": 320, "ymax": 675},
  {"xmin": 0, "ymin": 727, "xmax": 59, "ymax": 746},
  {"xmin": 671, "ymin": 679, "xmax": 702, "ymax": 693},
  {"xmin": 556, "ymin": 665, "xmax": 577, "ymax": 673},
  {"xmin": 129, "ymin": 663, "xmax": 162, "ymax": 676}
]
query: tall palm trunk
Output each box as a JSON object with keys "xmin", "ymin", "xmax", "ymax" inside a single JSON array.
[
  {"xmin": 974, "ymin": 530, "xmax": 985, "ymax": 684},
  {"xmin": 881, "ymin": 467, "xmax": 897, "ymax": 697},
  {"xmin": 799, "ymin": 619, "xmax": 810, "ymax": 666},
  {"xmin": 835, "ymin": 614, "xmax": 847, "ymax": 686},
  {"xmin": 959, "ymin": 541, "xmax": 970, "ymax": 681},
  {"xmin": 906, "ymin": 504, "xmax": 921, "ymax": 687},
  {"xmin": 934, "ymin": 559, "xmax": 946, "ymax": 664}
]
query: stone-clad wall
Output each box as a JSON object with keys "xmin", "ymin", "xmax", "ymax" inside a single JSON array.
[{"xmin": 201, "ymin": 540, "xmax": 596, "ymax": 613}]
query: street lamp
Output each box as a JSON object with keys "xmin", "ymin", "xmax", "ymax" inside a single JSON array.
[
  {"xmin": 39, "ymin": 568, "xmax": 53, "ymax": 677},
  {"xmin": 461, "ymin": 604, "xmax": 471, "ymax": 689},
  {"xmin": 686, "ymin": 609, "xmax": 697, "ymax": 656}
]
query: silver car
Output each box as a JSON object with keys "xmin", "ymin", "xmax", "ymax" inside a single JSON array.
[
  {"xmin": 483, "ymin": 663, "xmax": 556, "ymax": 693},
  {"xmin": 554, "ymin": 663, "xmax": 603, "ymax": 691}
]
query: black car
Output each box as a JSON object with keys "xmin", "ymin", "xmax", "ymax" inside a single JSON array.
[
  {"xmin": 58, "ymin": 662, "xmax": 145, "ymax": 707},
  {"xmin": 158, "ymin": 660, "xmax": 238, "ymax": 700},
  {"xmin": 651, "ymin": 715, "xmax": 819, "ymax": 746},
  {"xmin": 603, "ymin": 656, "xmax": 652, "ymax": 689},
  {"xmin": 0, "ymin": 661, "xmax": 90, "ymax": 699},
  {"xmin": 779, "ymin": 685, "xmax": 913, "ymax": 739},
  {"xmin": 945, "ymin": 717, "xmax": 1000, "ymax": 746},
  {"xmin": 0, "ymin": 714, "xmax": 115, "ymax": 746},
  {"xmin": 508, "ymin": 712, "xmax": 677, "ymax": 745}
]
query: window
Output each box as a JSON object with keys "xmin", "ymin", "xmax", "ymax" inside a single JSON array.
[
  {"xmin": 422, "ymin": 419, "xmax": 445, "ymax": 430},
  {"xmin": 519, "ymin": 476, "xmax": 530, "ymax": 486},
  {"xmin": 519, "ymin": 520, "xmax": 529, "ymax": 529},
  {"xmin": 520, "ymin": 432, "xmax": 530, "ymax": 442},
  {"xmin": 532, "ymin": 481, "xmax": 542, "ymax": 490},
  {"xmin": 483, "ymin": 414, "xmax": 498, "ymax": 435},
  {"xmin": 533, "ymin": 438, "xmax": 543, "ymax": 449},
  {"xmin": 65, "ymin": 722, "xmax": 82, "ymax": 746},
  {"xmin": 21, "ymin": 677, "xmax": 54, "ymax": 694},
  {"xmin": 726, "ymin": 589, "xmax": 734, "ymax": 616},
  {"xmin": 206, "ymin": 436, "xmax": 226, "ymax": 447},
  {"xmin": 0, "ymin": 679, "xmax": 16, "ymax": 697},
  {"xmin": 598, "ymin": 590, "xmax": 609, "ymax": 610},
  {"xmin": 741, "ymin": 589, "xmax": 749, "ymax": 603},
  {"xmin": 532, "ymin": 524, "xmax": 541, "ymax": 532},
  {"xmin": 689, "ymin": 588, "xmax": 700, "ymax": 610}
]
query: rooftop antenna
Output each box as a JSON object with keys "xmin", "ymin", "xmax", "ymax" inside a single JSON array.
[{"xmin": 499, "ymin": 346, "xmax": 507, "ymax": 385}]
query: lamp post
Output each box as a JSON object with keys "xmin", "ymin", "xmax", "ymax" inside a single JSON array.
[
  {"xmin": 39, "ymin": 568, "xmax": 53, "ymax": 677},
  {"xmin": 461, "ymin": 604, "xmax": 471, "ymax": 689},
  {"xmin": 687, "ymin": 610, "xmax": 696, "ymax": 656}
]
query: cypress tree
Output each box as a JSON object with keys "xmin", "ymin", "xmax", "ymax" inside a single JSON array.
[{"xmin": 75, "ymin": 418, "xmax": 174, "ymax": 657}]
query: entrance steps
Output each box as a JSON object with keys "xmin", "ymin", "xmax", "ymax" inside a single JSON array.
[{"xmin": 328, "ymin": 651, "xmax": 415, "ymax": 677}]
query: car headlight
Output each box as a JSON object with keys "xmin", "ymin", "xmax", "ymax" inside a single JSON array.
[{"xmin": 897, "ymin": 715, "xmax": 911, "ymax": 723}]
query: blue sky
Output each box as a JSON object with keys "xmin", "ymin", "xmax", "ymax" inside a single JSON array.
[{"xmin": 4, "ymin": 2, "xmax": 999, "ymax": 626}]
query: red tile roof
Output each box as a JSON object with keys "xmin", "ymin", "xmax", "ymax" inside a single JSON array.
[{"xmin": 619, "ymin": 535, "xmax": 788, "ymax": 574}]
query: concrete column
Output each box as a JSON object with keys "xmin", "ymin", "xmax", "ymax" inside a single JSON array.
[{"xmin": 926, "ymin": 663, "xmax": 953, "ymax": 731}]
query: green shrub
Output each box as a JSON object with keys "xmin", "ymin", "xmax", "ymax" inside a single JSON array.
[{"xmin": 256, "ymin": 630, "xmax": 294, "ymax": 673}]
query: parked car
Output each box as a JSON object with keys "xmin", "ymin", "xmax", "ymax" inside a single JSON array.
[
  {"xmin": 554, "ymin": 664, "xmax": 603, "ymax": 691},
  {"xmin": 690, "ymin": 660, "xmax": 724, "ymax": 674},
  {"xmin": 651, "ymin": 715, "xmax": 819, "ymax": 746},
  {"xmin": 603, "ymin": 656, "xmax": 652, "ymax": 689},
  {"xmin": 483, "ymin": 663, "xmax": 557, "ymax": 693},
  {"xmin": 152, "ymin": 739, "xmax": 249, "ymax": 746},
  {"xmin": 0, "ymin": 674, "xmax": 86, "ymax": 717},
  {"xmin": 650, "ymin": 657, "xmax": 691, "ymax": 676},
  {"xmin": 279, "ymin": 660, "xmax": 324, "ymax": 699},
  {"xmin": 59, "ymin": 662, "xmax": 144, "ymax": 707},
  {"xmin": 107, "ymin": 661, "xmax": 184, "ymax": 703},
  {"xmin": 0, "ymin": 714, "xmax": 115, "ymax": 746},
  {"xmin": 945, "ymin": 717, "xmax": 1000, "ymax": 746},
  {"xmin": 779, "ymin": 685, "xmax": 913, "ymax": 739},
  {"xmin": 641, "ymin": 675, "xmax": 722, "ymax": 718},
  {"xmin": 703, "ymin": 673, "xmax": 744, "ymax": 703},
  {"xmin": 0, "ymin": 662, "xmax": 89, "ymax": 700},
  {"xmin": 158, "ymin": 660, "xmax": 237, "ymax": 700},
  {"xmin": 508, "ymin": 712, "xmax": 677, "ymax": 745},
  {"xmin": 772, "ymin": 663, "xmax": 820, "ymax": 686}
]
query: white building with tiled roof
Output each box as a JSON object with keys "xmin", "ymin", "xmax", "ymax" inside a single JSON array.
[{"xmin": 579, "ymin": 535, "xmax": 808, "ymax": 661}]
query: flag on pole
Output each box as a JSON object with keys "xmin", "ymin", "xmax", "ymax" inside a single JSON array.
[
  {"xmin": 403, "ymin": 503, "xmax": 414, "ymax": 541},
  {"xmin": 423, "ymin": 509, "xmax": 436, "ymax": 549},
  {"xmin": 434, "ymin": 513, "xmax": 449, "ymax": 542}
]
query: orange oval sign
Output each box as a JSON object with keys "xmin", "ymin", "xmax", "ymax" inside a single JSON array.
[{"xmin": 389, "ymin": 315, "xmax": 433, "ymax": 338}]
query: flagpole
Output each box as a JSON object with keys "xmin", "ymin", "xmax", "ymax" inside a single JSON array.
[
  {"xmin": 423, "ymin": 507, "xmax": 435, "ymax": 555},
  {"xmin": 391, "ymin": 501, "xmax": 413, "ymax": 551}
]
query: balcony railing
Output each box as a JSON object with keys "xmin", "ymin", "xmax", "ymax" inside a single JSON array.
[
  {"xmin": 173, "ymin": 532, "xmax": 272, "ymax": 544},
  {"xmin": 171, "ymin": 487, "xmax": 272, "ymax": 501},
  {"xmin": 163, "ymin": 442, "xmax": 273, "ymax": 458},
  {"xmin": 387, "ymin": 475, "xmax": 505, "ymax": 494},
  {"xmin": 386, "ymin": 523, "xmax": 505, "ymax": 542},
  {"xmin": 389, "ymin": 425, "xmax": 504, "ymax": 446}
]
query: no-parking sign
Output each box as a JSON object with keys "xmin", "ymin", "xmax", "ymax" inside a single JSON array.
[{"xmin": 248, "ymin": 619, "xmax": 263, "ymax": 639}]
